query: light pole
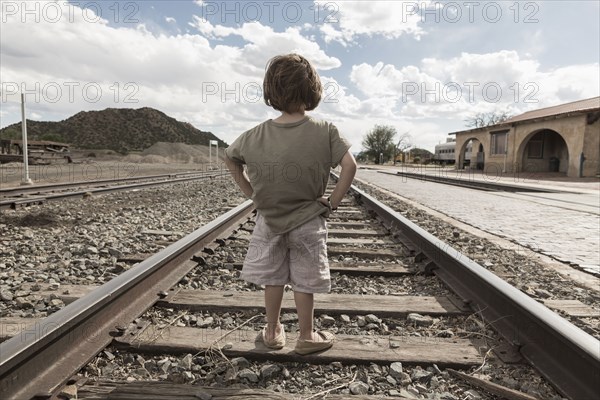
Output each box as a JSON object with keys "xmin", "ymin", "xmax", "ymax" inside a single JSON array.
[
  {"xmin": 209, "ymin": 140, "xmax": 218, "ymax": 169},
  {"xmin": 20, "ymin": 93, "xmax": 33, "ymax": 186}
]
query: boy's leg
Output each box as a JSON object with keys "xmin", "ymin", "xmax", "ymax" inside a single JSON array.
[
  {"xmin": 288, "ymin": 215, "xmax": 331, "ymax": 342},
  {"xmin": 264, "ymin": 285, "xmax": 284, "ymax": 340},
  {"xmin": 294, "ymin": 290, "xmax": 330, "ymax": 342},
  {"xmin": 294, "ymin": 290, "xmax": 315, "ymax": 340}
]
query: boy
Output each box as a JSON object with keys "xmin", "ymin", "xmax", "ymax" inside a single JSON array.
[{"xmin": 224, "ymin": 53, "xmax": 357, "ymax": 355}]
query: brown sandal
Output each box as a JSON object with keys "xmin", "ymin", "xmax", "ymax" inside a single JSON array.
[{"xmin": 294, "ymin": 331, "xmax": 335, "ymax": 355}]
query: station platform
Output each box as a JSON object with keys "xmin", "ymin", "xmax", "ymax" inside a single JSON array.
[{"xmin": 356, "ymin": 166, "xmax": 600, "ymax": 277}]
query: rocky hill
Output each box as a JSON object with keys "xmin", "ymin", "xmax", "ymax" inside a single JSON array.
[{"xmin": 0, "ymin": 107, "xmax": 225, "ymax": 153}]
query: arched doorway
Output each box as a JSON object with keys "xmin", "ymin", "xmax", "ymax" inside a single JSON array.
[
  {"xmin": 458, "ymin": 138, "xmax": 484, "ymax": 170},
  {"xmin": 519, "ymin": 129, "xmax": 569, "ymax": 173}
]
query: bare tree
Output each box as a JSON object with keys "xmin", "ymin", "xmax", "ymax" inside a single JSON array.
[
  {"xmin": 464, "ymin": 111, "xmax": 511, "ymax": 128},
  {"xmin": 394, "ymin": 131, "xmax": 412, "ymax": 164}
]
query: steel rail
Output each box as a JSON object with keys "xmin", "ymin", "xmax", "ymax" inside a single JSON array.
[
  {"xmin": 0, "ymin": 170, "xmax": 212, "ymax": 197},
  {"xmin": 0, "ymin": 171, "xmax": 227, "ymax": 210},
  {"xmin": 341, "ymin": 175, "xmax": 599, "ymax": 400},
  {"xmin": 0, "ymin": 200, "xmax": 254, "ymax": 400},
  {"xmin": 378, "ymin": 170, "xmax": 563, "ymax": 193}
]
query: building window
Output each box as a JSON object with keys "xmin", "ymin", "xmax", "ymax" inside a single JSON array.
[
  {"xmin": 527, "ymin": 133, "xmax": 544, "ymax": 159},
  {"xmin": 490, "ymin": 131, "xmax": 508, "ymax": 155}
]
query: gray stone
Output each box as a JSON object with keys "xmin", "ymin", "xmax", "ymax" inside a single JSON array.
[
  {"xmin": 365, "ymin": 314, "xmax": 381, "ymax": 323},
  {"xmin": 464, "ymin": 389, "xmax": 483, "ymax": 399},
  {"xmin": 356, "ymin": 316, "xmax": 367, "ymax": 327},
  {"xmin": 414, "ymin": 383, "xmax": 428, "ymax": 394},
  {"xmin": 180, "ymin": 353, "xmax": 193, "ymax": 369},
  {"xmin": 197, "ymin": 316, "xmax": 214, "ymax": 328},
  {"xmin": 16, "ymin": 297, "xmax": 34, "ymax": 309},
  {"xmin": 411, "ymin": 369, "xmax": 433, "ymax": 383},
  {"xmin": 330, "ymin": 361, "xmax": 343, "ymax": 369},
  {"xmin": 321, "ymin": 315, "xmax": 336, "ymax": 327},
  {"xmin": 49, "ymin": 298, "xmax": 64, "ymax": 307},
  {"xmin": 407, "ymin": 313, "xmax": 434, "ymax": 327},
  {"xmin": 389, "ymin": 362, "xmax": 403, "ymax": 379},
  {"xmin": 534, "ymin": 288, "xmax": 552, "ymax": 299},
  {"xmin": 369, "ymin": 363, "xmax": 382, "ymax": 374},
  {"xmin": 349, "ymin": 381, "xmax": 369, "ymax": 395},
  {"xmin": 0, "ymin": 289, "xmax": 13, "ymax": 301},
  {"xmin": 160, "ymin": 361, "xmax": 171, "ymax": 373},
  {"xmin": 340, "ymin": 314, "xmax": 351, "ymax": 323},
  {"xmin": 260, "ymin": 364, "xmax": 281, "ymax": 380},
  {"xmin": 399, "ymin": 372, "xmax": 412, "ymax": 386},
  {"xmin": 437, "ymin": 329, "xmax": 454, "ymax": 338},
  {"xmin": 231, "ymin": 357, "xmax": 250, "ymax": 369}
]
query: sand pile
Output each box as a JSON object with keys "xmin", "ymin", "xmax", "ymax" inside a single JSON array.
[{"xmin": 126, "ymin": 142, "xmax": 225, "ymax": 164}]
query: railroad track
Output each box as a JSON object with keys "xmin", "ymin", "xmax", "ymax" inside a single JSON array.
[
  {"xmin": 0, "ymin": 175, "xmax": 597, "ymax": 399},
  {"xmin": 376, "ymin": 170, "xmax": 565, "ymax": 193},
  {"xmin": 0, "ymin": 170, "xmax": 225, "ymax": 210}
]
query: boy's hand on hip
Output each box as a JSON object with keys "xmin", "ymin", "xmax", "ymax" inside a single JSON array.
[{"xmin": 317, "ymin": 197, "xmax": 329, "ymax": 208}]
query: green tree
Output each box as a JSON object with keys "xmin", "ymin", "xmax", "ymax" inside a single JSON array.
[
  {"xmin": 362, "ymin": 125, "xmax": 397, "ymax": 164},
  {"xmin": 0, "ymin": 128, "xmax": 21, "ymax": 140}
]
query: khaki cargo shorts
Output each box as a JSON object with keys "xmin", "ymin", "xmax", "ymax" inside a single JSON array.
[{"xmin": 241, "ymin": 213, "xmax": 330, "ymax": 293}]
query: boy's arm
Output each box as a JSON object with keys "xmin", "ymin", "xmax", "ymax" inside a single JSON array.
[
  {"xmin": 324, "ymin": 150, "xmax": 357, "ymax": 209},
  {"xmin": 224, "ymin": 154, "xmax": 253, "ymax": 198}
]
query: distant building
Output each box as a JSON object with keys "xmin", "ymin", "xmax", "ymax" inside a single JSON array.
[
  {"xmin": 449, "ymin": 97, "xmax": 600, "ymax": 177},
  {"xmin": 433, "ymin": 138, "xmax": 472, "ymax": 165}
]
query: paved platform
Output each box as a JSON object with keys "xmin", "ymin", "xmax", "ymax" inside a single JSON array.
[{"xmin": 356, "ymin": 167, "xmax": 600, "ymax": 276}]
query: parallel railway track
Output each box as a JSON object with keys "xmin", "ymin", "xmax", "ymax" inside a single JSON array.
[
  {"xmin": 376, "ymin": 170, "xmax": 563, "ymax": 193},
  {"xmin": 0, "ymin": 174, "xmax": 597, "ymax": 399},
  {"xmin": 0, "ymin": 170, "xmax": 225, "ymax": 210}
]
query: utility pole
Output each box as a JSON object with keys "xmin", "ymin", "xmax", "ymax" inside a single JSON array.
[
  {"xmin": 20, "ymin": 93, "xmax": 33, "ymax": 186},
  {"xmin": 209, "ymin": 140, "xmax": 218, "ymax": 170}
]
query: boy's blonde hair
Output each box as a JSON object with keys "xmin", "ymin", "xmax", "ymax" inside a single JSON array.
[{"xmin": 263, "ymin": 54, "xmax": 322, "ymax": 113}]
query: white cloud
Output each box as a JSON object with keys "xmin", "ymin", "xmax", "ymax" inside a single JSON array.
[
  {"xmin": 350, "ymin": 51, "xmax": 600, "ymax": 121},
  {"xmin": 0, "ymin": 1, "xmax": 344, "ymax": 147},
  {"xmin": 1, "ymin": 1, "xmax": 597, "ymax": 155},
  {"xmin": 318, "ymin": 1, "xmax": 429, "ymax": 46},
  {"xmin": 165, "ymin": 17, "xmax": 176, "ymax": 23},
  {"xmin": 189, "ymin": 18, "xmax": 341, "ymax": 71}
]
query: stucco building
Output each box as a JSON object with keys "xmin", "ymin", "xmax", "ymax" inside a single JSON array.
[{"xmin": 449, "ymin": 97, "xmax": 600, "ymax": 178}]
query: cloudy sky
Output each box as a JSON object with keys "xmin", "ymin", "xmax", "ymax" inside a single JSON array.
[{"xmin": 1, "ymin": 0, "xmax": 599, "ymax": 152}]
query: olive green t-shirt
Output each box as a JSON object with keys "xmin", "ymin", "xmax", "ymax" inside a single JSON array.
[{"xmin": 225, "ymin": 116, "xmax": 351, "ymax": 234}]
